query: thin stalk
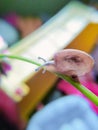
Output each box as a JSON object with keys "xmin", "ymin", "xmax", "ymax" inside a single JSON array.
[
  {"xmin": 57, "ymin": 73, "xmax": 98, "ymax": 106},
  {"xmin": 0, "ymin": 54, "xmax": 41, "ymax": 66},
  {"xmin": 0, "ymin": 54, "xmax": 98, "ymax": 105}
]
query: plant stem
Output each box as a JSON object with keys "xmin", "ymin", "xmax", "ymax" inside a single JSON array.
[
  {"xmin": 57, "ymin": 73, "xmax": 98, "ymax": 106},
  {"xmin": 0, "ymin": 54, "xmax": 98, "ymax": 105},
  {"xmin": 0, "ymin": 54, "xmax": 41, "ymax": 66}
]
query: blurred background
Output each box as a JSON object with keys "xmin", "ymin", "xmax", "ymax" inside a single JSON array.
[
  {"xmin": 1, "ymin": 0, "xmax": 98, "ymax": 130},
  {"xmin": 0, "ymin": 0, "xmax": 98, "ymax": 45}
]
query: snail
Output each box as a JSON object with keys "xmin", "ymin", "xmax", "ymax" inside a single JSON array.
[{"xmin": 37, "ymin": 49, "xmax": 94, "ymax": 82}]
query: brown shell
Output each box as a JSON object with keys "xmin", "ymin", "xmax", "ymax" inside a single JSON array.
[{"xmin": 54, "ymin": 49, "xmax": 94, "ymax": 76}]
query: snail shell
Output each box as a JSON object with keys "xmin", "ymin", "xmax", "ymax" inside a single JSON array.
[{"xmin": 45, "ymin": 49, "xmax": 94, "ymax": 78}]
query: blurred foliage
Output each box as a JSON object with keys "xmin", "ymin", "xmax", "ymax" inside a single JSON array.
[
  {"xmin": 0, "ymin": 0, "xmax": 97, "ymax": 17},
  {"xmin": 0, "ymin": 0, "xmax": 70, "ymax": 16}
]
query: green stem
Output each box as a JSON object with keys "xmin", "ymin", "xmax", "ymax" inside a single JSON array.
[
  {"xmin": 0, "ymin": 54, "xmax": 98, "ymax": 105},
  {"xmin": 0, "ymin": 54, "xmax": 41, "ymax": 66},
  {"xmin": 57, "ymin": 73, "xmax": 98, "ymax": 106}
]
